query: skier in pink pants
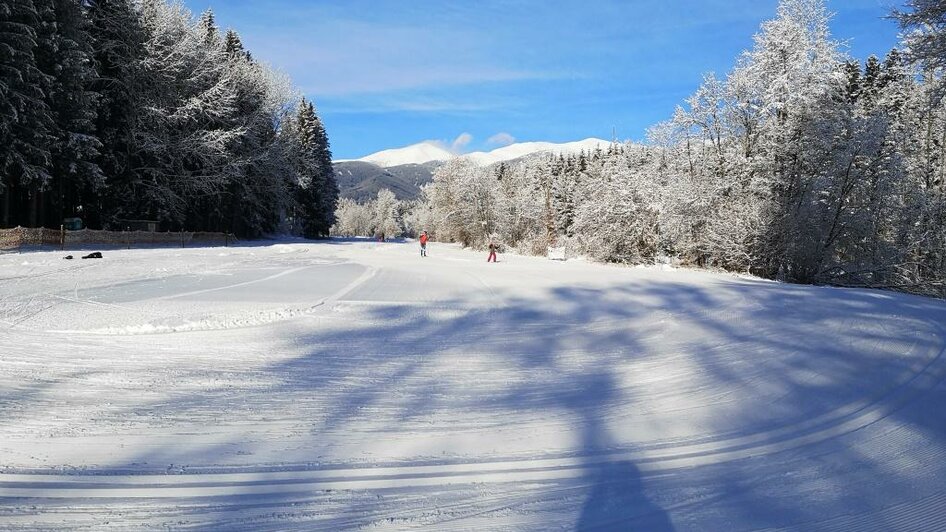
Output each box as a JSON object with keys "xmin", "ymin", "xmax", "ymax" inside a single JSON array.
[{"xmin": 487, "ymin": 242, "xmax": 498, "ymax": 263}]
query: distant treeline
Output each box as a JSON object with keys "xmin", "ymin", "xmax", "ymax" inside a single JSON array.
[{"xmin": 0, "ymin": 0, "xmax": 337, "ymax": 238}]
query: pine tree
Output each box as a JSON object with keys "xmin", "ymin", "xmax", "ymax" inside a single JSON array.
[
  {"xmin": 35, "ymin": 0, "xmax": 103, "ymax": 228},
  {"xmin": 224, "ymin": 29, "xmax": 251, "ymax": 61},
  {"xmin": 861, "ymin": 55, "xmax": 882, "ymax": 110},
  {"xmin": 552, "ymin": 155, "xmax": 580, "ymax": 238},
  {"xmin": 843, "ymin": 60, "xmax": 862, "ymax": 105},
  {"xmin": 877, "ymin": 49, "xmax": 908, "ymax": 116},
  {"xmin": 0, "ymin": 0, "xmax": 54, "ymax": 226},
  {"xmin": 198, "ymin": 9, "xmax": 217, "ymax": 46},
  {"xmin": 310, "ymin": 103, "xmax": 338, "ymax": 234},
  {"xmin": 293, "ymin": 98, "xmax": 338, "ymax": 238},
  {"xmin": 134, "ymin": 0, "xmax": 239, "ymax": 227},
  {"xmin": 495, "ymin": 161, "xmax": 508, "ymax": 181},
  {"xmin": 893, "ymin": 0, "xmax": 946, "ymax": 71},
  {"xmin": 215, "ymin": 29, "xmax": 290, "ymax": 237},
  {"xmin": 86, "ymin": 0, "xmax": 146, "ymax": 228}
]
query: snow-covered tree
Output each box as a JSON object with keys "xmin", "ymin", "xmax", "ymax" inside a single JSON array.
[
  {"xmin": 331, "ymin": 197, "xmax": 375, "ymax": 237},
  {"xmin": 1, "ymin": 0, "xmax": 326, "ymax": 238},
  {"xmin": 373, "ymin": 188, "xmax": 401, "ymax": 238},
  {"xmin": 426, "ymin": 158, "xmax": 499, "ymax": 248},
  {"xmin": 894, "ymin": 0, "xmax": 946, "ymax": 72},
  {"xmin": 38, "ymin": 0, "xmax": 103, "ymax": 228},
  {"xmin": 0, "ymin": 0, "xmax": 54, "ymax": 226},
  {"xmin": 291, "ymin": 97, "xmax": 338, "ymax": 238},
  {"xmin": 85, "ymin": 0, "xmax": 146, "ymax": 228},
  {"xmin": 330, "ymin": 190, "xmax": 407, "ymax": 239}
]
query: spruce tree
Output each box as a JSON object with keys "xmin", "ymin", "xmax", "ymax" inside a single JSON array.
[
  {"xmin": 293, "ymin": 98, "xmax": 338, "ymax": 238},
  {"xmin": 134, "ymin": 0, "xmax": 238, "ymax": 228},
  {"xmin": 86, "ymin": 0, "xmax": 146, "ymax": 228},
  {"xmin": 224, "ymin": 28, "xmax": 251, "ymax": 61},
  {"xmin": 198, "ymin": 9, "xmax": 218, "ymax": 47},
  {"xmin": 0, "ymin": 0, "xmax": 54, "ymax": 226},
  {"xmin": 310, "ymin": 104, "xmax": 338, "ymax": 234},
  {"xmin": 36, "ymin": 0, "xmax": 103, "ymax": 228},
  {"xmin": 843, "ymin": 60, "xmax": 861, "ymax": 105},
  {"xmin": 861, "ymin": 55, "xmax": 882, "ymax": 110},
  {"xmin": 215, "ymin": 28, "xmax": 287, "ymax": 237},
  {"xmin": 893, "ymin": 1, "xmax": 946, "ymax": 70}
]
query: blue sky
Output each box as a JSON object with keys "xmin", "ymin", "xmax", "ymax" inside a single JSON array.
[{"xmin": 182, "ymin": 0, "xmax": 903, "ymax": 159}]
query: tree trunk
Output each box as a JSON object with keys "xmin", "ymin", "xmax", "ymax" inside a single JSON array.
[
  {"xmin": 1, "ymin": 187, "xmax": 9, "ymax": 228},
  {"xmin": 29, "ymin": 188, "xmax": 39, "ymax": 228}
]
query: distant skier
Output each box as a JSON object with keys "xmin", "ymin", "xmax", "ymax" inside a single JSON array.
[
  {"xmin": 419, "ymin": 231, "xmax": 429, "ymax": 257},
  {"xmin": 487, "ymin": 241, "xmax": 498, "ymax": 263}
]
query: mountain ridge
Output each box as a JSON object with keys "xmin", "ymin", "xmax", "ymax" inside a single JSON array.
[
  {"xmin": 334, "ymin": 137, "xmax": 618, "ymax": 202},
  {"xmin": 337, "ymin": 137, "xmax": 614, "ymax": 168}
]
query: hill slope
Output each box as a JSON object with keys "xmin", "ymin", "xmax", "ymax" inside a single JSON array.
[{"xmin": 334, "ymin": 161, "xmax": 438, "ymax": 202}]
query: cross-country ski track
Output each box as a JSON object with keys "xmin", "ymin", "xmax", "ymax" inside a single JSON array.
[{"xmin": 1, "ymin": 239, "xmax": 945, "ymax": 530}]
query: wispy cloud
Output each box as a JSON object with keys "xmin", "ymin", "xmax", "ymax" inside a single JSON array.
[
  {"xmin": 423, "ymin": 133, "xmax": 476, "ymax": 154},
  {"xmin": 320, "ymin": 95, "xmax": 519, "ymax": 115},
  {"xmin": 487, "ymin": 132, "xmax": 516, "ymax": 147},
  {"xmin": 451, "ymin": 133, "xmax": 474, "ymax": 152},
  {"xmin": 236, "ymin": 11, "xmax": 555, "ymax": 97}
]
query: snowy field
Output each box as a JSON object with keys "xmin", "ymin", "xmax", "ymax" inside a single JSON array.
[{"xmin": 1, "ymin": 239, "xmax": 945, "ymax": 530}]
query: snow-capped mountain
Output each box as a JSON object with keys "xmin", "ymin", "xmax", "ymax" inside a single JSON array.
[
  {"xmin": 340, "ymin": 138, "xmax": 614, "ymax": 168},
  {"xmin": 350, "ymin": 142, "xmax": 455, "ymax": 168}
]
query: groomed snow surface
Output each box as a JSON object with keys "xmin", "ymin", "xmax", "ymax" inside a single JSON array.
[{"xmin": 1, "ymin": 239, "xmax": 945, "ymax": 530}]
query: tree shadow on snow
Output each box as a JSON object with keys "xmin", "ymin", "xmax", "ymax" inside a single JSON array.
[
  {"xmin": 14, "ymin": 255, "xmax": 946, "ymax": 530},
  {"xmin": 577, "ymin": 461, "xmax": 673, "ymax": 531}
]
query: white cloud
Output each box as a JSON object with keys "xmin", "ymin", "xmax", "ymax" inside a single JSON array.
[
  {"xmin": 246, "ymin": 19, "xmax": 552, "ymax": 97},
  {"xmin": 321, "ymin": 95, "xmax": 521, "ymax": 115},
  {"xmin": 451, "ymin": 133, "xmax": 474, "ymax": 153},
  {"xmin": 487, "ymin": 132, "xmax": 516, "ymax": 147}
]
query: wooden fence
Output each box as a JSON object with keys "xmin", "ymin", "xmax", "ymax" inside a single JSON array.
[{"xmin": 0, "ymin": 226, "xmax": 232, "ymax": 252}]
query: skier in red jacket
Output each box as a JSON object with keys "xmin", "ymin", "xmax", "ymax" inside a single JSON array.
[{"xmin": 419, "ymin": 231, "xmax": 429, "ymax": 257}]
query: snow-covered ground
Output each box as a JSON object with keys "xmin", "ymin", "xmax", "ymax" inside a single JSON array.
[{"xmin": 1, "ymin": 239, "xmax": 945, "ymax": 530}]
